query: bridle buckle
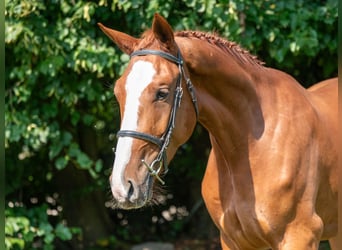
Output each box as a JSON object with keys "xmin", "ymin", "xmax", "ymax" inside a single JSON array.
[{"xmin": 141, "ymin": 159, "xmax": 165, "ymax": 185}]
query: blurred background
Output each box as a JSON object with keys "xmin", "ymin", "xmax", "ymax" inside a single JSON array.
[{"xmin": 5, "ymin": 0, "xmax": 337, "ymax": 249}]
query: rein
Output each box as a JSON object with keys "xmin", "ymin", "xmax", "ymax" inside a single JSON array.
[{"xmin": 116, "ymin": 49, "xmax": 198, "ymax": 185}]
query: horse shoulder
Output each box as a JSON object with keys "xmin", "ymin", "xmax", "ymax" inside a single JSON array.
[{"xmin": 201, "ymin": 147, "xmax": 231, "ymax": 227}]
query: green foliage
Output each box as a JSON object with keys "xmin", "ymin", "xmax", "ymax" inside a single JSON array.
[
  {"xmin": 5, "ymin": 204, "xmax": 80, "ymax": 250},
  {"xmin": 5, "ymin": 0, "xmax": 115, "ymax": 195},
  {"xmin": 5, "ymin": 0, "xmax": 336, "ymax": 248}
]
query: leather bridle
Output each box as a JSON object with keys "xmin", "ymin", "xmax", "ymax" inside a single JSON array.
[{"xmin": 116, "ymin": 48, "xmax": 198, "ymax": 185}]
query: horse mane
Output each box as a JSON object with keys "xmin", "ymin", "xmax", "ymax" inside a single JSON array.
[
  {"xmin": 175, "ymin": 31, "xmax": 264, "ymax": 66},
  {"xmin": 138, "ymin": 29, "xmax": 264, "ymax": 67}
]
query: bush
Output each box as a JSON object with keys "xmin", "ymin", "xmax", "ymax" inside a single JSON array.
[{"xmin": 5, "ymin": 203, "xmax": 80, "ymax": 250}]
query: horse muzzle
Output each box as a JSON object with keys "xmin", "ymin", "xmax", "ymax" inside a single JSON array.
[{"xmin": 109, "ymin": 173, "xmax": 154, "ymax": 209}]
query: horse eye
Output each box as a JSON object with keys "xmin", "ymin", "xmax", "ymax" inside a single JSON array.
[{"xmin": 156, "ymin": 89, "xmax": 169, "ymax": 101}]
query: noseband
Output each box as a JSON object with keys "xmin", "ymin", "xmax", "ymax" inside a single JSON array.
[{"xmin": 116, "ymin": 49, "xmax": 198, "ymax": 185}]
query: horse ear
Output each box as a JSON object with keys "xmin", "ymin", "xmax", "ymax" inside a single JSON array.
[
  {"xmin": 152, "ymin": 13, "xmax": 175, "ymax": 47},
  {"xmin": 98, "ymin": 23, "xmax": 138, "ymax": 55}
]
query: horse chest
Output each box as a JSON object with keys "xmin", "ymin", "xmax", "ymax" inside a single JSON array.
[
  {"xmin": 220, "ymin": 198, "xmax": 272, "ymax": 249},
  {"xmin": 202, "ymin": 170, "xmax": 270, "ymax": 248}
]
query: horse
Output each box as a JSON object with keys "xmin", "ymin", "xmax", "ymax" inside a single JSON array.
[{"xmin": 98, "ymin": 14, "xmax": 338, "ymax": 249}]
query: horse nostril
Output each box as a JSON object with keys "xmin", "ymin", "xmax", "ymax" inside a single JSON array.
[{"xmin": 127, "ymin": 180, "xmax": 134, "ymax": 199}]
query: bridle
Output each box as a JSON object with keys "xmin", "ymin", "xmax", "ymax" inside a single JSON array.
[{"xmin": 116, "ymin": 48, "xmax": 199, "ymax": 185}]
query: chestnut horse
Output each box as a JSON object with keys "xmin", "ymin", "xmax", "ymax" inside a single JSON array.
[{"xmin": 98, "ymin": 14, "xmax": 338, "ymax": 249}]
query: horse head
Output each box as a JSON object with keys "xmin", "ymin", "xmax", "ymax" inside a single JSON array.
[{"xmin": 98, "ymin": 14, "xmax": 198, "ymax": 209}]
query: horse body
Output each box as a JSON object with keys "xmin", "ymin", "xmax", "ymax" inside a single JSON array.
[
  {"xmin": 98, "ymin": 14, "xmax": 338, "ymax": 249},
  {"xmin": 177, "ymin": 35, "xmax": 338, "ymax": 248},
  {"xmin": 195, "ymin": 59, "xmax": 338, "ymax": 249}
]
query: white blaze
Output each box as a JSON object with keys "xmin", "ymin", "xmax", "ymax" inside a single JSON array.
[{"xmin": 111, "ymin": 61, "xmax": 156, "ymax": 195}]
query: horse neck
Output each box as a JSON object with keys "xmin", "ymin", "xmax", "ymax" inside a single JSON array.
[{"xmin": 178, "ymin": 37, "xmax": 265, "ymax": 168}]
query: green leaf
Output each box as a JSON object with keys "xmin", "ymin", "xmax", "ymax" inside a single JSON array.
[
  {"xmin": 44, "ymin": 233, "xmax": 55, "ymax": 244},
  {"xmin": 89, "ymin": 168, "xmax": 98, "ymax": 179},
  {"xmin": 55, "ymin": 223, "xmax": 73, "ymax": 241},
  {"xmin": 5, "ymin": 22, "xmax": 24, "ymax": 43},
  {"xmin": 76, "ymin": 152, "xmax": 92, "ymax": 169},
  {"xmin": 5, "ymin": 237, "xmax": 25, "ymax": 249},
  {"xmin": 49, "ymin": 142, "xmax": 63, "ymax": 160},
  {"xmin": 39, "ymin": 222, "xmax": 53, "ymax": 234},
  {"xmin": 71, "ymin": 112, "xmax": 81, "ymax": 126},
  {"xmin": 68, "ymin": 143, "xmax": 80, "ymax": 157},
  {"xmin": 95, "ymin": 159, "xmax": 103, "ymax": 172},
  {"xmin": 82, "ymin": 114, "xmax": 94, "ymax": 126},
  {"xmin": 23, "ymin": 231, "xmax": 35, "ymax": 242},
  {"xmin": 62, "ymin": 131, "xmax": 73, "ymax": 146},
  {"xmin": 55, "ymin": 156, "xmax": 68, "ymax": 170}
]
